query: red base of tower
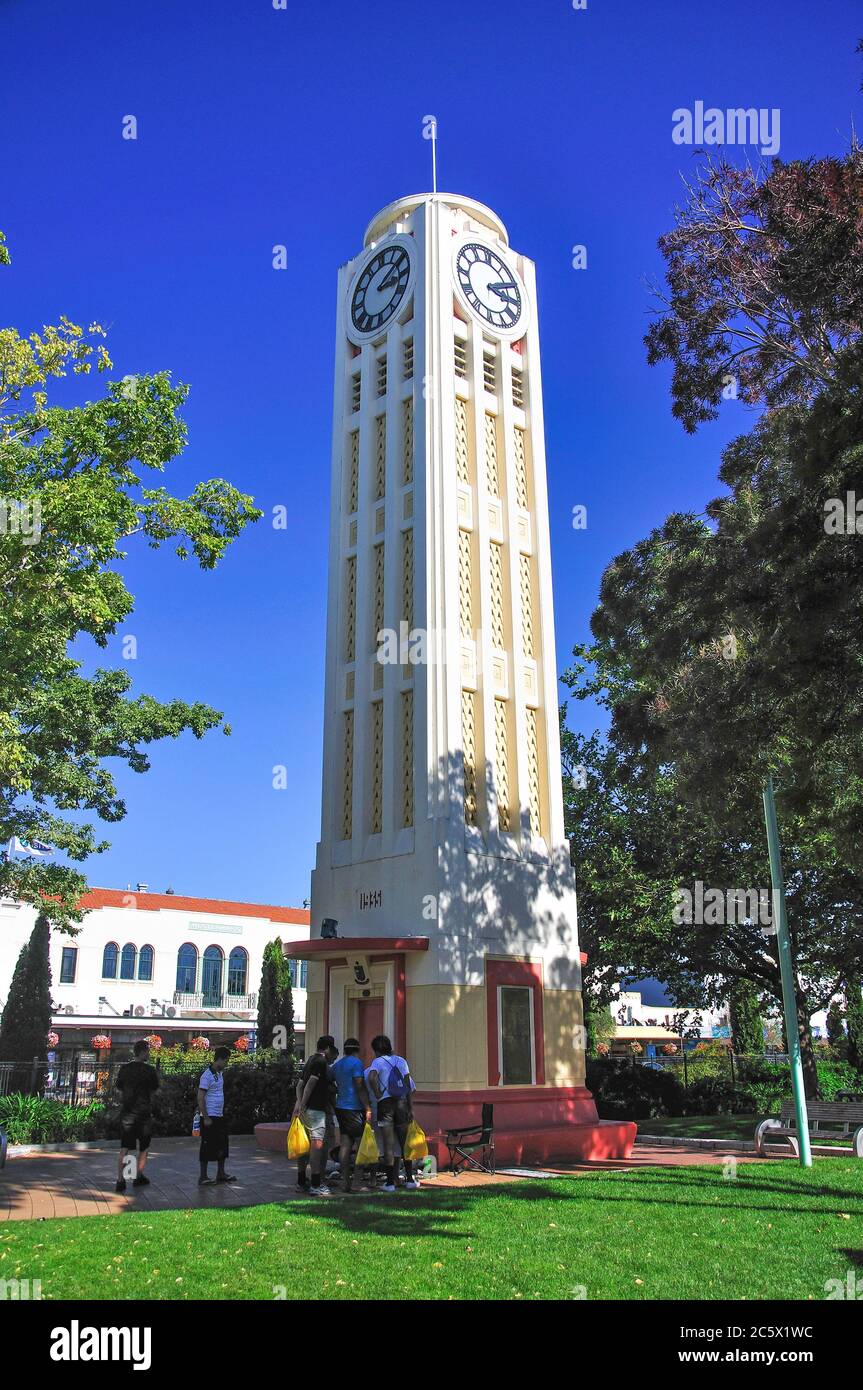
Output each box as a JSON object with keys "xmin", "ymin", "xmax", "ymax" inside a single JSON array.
[
  {"xmin": 413, "ymin": 1086, "xmax": 636, "ymax": 1166},
  {"xmin": 255, "ymin": 1088, "xmax": 636, "ymax": 1165}
]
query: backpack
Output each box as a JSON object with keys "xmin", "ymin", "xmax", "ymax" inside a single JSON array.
[{"xmin": 384, "ymin": 1056, "xmax": 409, "ymax": 1100}]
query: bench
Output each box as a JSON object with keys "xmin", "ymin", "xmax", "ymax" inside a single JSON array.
[{"xmin": 755, "ymin": 1101, "xmax": 863, "ymax": 1158}]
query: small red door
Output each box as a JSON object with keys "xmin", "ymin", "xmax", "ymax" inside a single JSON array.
[{"xmin": 357, "ymin": 997, "xmax": 384, "ymax": 1066}]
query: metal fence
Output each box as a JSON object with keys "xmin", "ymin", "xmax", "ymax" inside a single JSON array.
[
  {"xmin": 0, "ymin": 1054, "xmax": 221, "ymax": 1104},
  {"xmin": 597, "ymin": 1051, "xmax": 794, "ymax": 1088}
]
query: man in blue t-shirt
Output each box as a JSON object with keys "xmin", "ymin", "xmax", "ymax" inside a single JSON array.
[{"xmin": 330, "ymin": 1038, "xmax": 371, "ymax": 1193}]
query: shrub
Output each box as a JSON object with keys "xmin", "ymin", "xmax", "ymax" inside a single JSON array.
[
  {"xmin": 682, "ymin": 1077, "xmax": 758, "ymax": 1115},
  {"xmin": 0, "ymin": 1094, "xmax": 105, "ymax": 1144},
  {"xmin": 586, "ymin": 1057, "xmax": 684, "ymax": 1119}
]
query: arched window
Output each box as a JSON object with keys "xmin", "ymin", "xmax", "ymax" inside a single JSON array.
[
  {"xmin": 227, "ymin": 947, "xmax": 247, "ymax": 997},
  {"xmin": 176, "ymin": 943, "xmax": 198, "ymax": 994},
  {"xmin": 202, "ymin": 945, "xmax": 224, "ymax": 1007},
  {"xmin": 102, "ymin": 942, "xmax": 119, "ymax": 979},
  {"xmin": 138, "ymin": 945, "xmax": 154, "ymax": 982},
  {"xmin": 120, "ymin": 943, "xmax": 137, "ymax": 980}
]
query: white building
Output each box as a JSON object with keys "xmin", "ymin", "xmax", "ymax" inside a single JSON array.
[{"xmin": 0, "ymin": 887, "xmax": 310, "ymax": 1056}]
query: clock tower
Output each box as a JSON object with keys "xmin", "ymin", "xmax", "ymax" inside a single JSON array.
[{"xmin": 291, "ymin": 194, "xmax": 635, "ymax": 1164}]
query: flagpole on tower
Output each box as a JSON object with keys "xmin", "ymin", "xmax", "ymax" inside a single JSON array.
[{"xmin": 431, "ymin": 118, "xmax": 437, "ymax": 193}]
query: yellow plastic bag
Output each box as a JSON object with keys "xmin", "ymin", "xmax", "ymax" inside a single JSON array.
[
  {"xmin": 404, "ymin": 1119, "xmax": 428, "ymax": 1162},
  {"xmin": 356, "ymin": 1123, "xmax": 380, "ymax": 1166},
  {"xmin": 287, "ymin": 1116, "xmax": 310, "ymax": 1159}
]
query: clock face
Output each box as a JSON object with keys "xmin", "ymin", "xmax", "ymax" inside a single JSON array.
[
  {"xmin": 454, "ymin": 241, "xmax": 525, "ymax": 332},
  {"xmin": 349, "ymin": 242, "xmax": 412, "ymax": 337}
]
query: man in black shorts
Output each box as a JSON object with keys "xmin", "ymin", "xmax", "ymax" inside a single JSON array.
[
  {"xmin": 115, "ymin": 1038, "xmax": 159, "ymax": 1192},
  {"xmin": 330, "ymin": 1037, "xmax": 371, "ymax": 1193}
]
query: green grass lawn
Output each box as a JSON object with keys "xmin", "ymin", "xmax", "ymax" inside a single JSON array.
[
  {"xmin": 642, "ymin": 1114, "xmax": 853, "ymax": 1145},
  {"xmin": 642, "ymin": 1114, "xmax": 765, "ymax": 1141},
  {"xmin": 2, "ymin": 1160, "xmax": 861, "ymax": 1300}
]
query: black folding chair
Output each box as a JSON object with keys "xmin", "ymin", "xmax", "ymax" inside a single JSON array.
[{"xmin": 445, "ymin": 1103, "xmax": 495, "ymax": 1175}]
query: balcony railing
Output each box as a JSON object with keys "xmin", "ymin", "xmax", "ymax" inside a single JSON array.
[{"xmin": 173, "ymin": 991, "xmax": 257, "ymax": 1013}]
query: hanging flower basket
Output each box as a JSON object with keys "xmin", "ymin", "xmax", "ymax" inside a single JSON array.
[
  {"xmin": 143, "ymin": 1033, "xmax": 163, "ymax": 1051},
  {"xmin": 234, "ymin": 1036, "xmax": 250, "ymax": 1052},
  {"xmin": 91, "ymin": 1034, "xmax": 112, "ymax": 1052},
  {"xmin": 596, "ymin": 1042, "xmax": 609, "ymax": 1056},
  {"xmin": 47, "ymin": 1031, "xmax": 60, "ymax": 1049},
  {"xmin": 189, "ymin": 1035, "xmax": 210, "ymax": 1051},
  {"xmin": 662, "ymin": 1043, "xmax": 678, "ymax": 1055},
  {"xmin": 629, "ymin": 1041, "xmax": 643, "ymax": 1055}
]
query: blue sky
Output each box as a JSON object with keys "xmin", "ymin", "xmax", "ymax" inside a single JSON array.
[{"xmin": 2, "ymin": 0, "xmax": 860, "ymax": 908}]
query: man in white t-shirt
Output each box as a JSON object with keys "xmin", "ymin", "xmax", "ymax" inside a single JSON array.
[
  {"xmin": 366, "ymin": 1034, "xmax": 419, "ymax": 1192},
  {"xmin": 197, "ymin": 1047, "xmax": 235, "ymax": 1185}
]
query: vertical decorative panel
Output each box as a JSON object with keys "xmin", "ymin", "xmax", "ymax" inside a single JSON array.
[
  {"xmin": 348, "ymin": 431, "xmax": 359, "ymax": 513},
  {"xmin": 401, "ymin": 688, "xmax": 414, "ymax": 828},
  {"xmin": 462, "ymin": 689, "xmax": 478, "ymax": 826},
  {"xmin": 341, "ymin": 709, "xmax": 354, "ymax": 840},
  {"xmin": 374, "ymin": 414, "xmax": 386, "ymax": 500},
  {"xmin": 458, "ymin": 529, "xmax": 473, "ymax": 639},
  {"xmin": 495, "ymin": 698, "xmax": 511, "ymax": 832},
  {"xmin": 525, "ymin": 706, "xmax": 541, "ymax": 838},
  {"xmin": 402, "ymin": 398, "xmax": 413, "ymax": 486},
  {"xmin": 455, "ymin": 396, "xmax": 470, "ymax": 484},
  {"xmin": 371, "ymin": 699, "xmax": 384, "ymax": 834},
  {"xmin": 401, "ymin": 528, "xmax": 414, "ymax": 632},
  {"xmin": 484, "ymin": 413, "xmax": 500, "ymax": 496},
  {"xmin": 344, "ymin": 555, "xmax": 357, "ymax": 663},
  {"xmin": 520, "ymin": 553, "xmax": 535, "ymax": 657},
  {"xmin": 514, "ymin": 426, "xmax": 529, "ymax": 510},
  {"xmin": 489, "ymin": 541, "xmax": 505, "ymax": 649},
  {"xmin": 372, "ymin": 542, "xmax": 385, "ymax": 651}
]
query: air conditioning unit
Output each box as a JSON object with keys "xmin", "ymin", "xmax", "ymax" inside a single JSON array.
[
  {"xmin": 134, "ymin": 1006, "xmax": 145, "ymax": 1018},
  {"xmin": 64, "ymin": 1005, "xmax": 74, "ymax": 1015},
  {"xmin": 166, "ymin": 1005, "xmax": 177, "ymax": 1018}
]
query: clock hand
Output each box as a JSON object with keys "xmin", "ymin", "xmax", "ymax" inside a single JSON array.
[
  {"xmin": 378, "ymin": 268, "xmax": 400, "ymax": 293},
  {"xmin": 487, "ymin": 280, "xmax": 518, "ymax": 305}
]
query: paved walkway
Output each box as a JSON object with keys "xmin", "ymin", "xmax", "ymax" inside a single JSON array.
[{"xmin": 0, "ymin": 1134, "xmax": 774, "ymax": 1223}]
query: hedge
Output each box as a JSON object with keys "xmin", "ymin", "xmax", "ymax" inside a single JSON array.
[{"xmin": 586, "ymin": 1056, "xmax": 863, "ymax": 1120}]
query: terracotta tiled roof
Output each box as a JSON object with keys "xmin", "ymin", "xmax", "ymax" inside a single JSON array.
[{"xmin": 78, "ymin": 887, "xmax": 310, "ymax": 926}]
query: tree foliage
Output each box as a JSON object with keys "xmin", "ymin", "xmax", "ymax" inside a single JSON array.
[
  {"xmin": 0, "ymin": 239, "xmax": 261, "ymax": 928},
  {"xmin": 257, "ymin": 939, "xmax": 295, "ymax": 1059},
  {"xmin": 646, "ymin": 150, "xmax": 863, "ymax": 432},
  {"xmin": 0, "ymin": 912, "xmax": 52, "ymax": 1068}
]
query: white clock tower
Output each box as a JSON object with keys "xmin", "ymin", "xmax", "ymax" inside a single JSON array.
[{"xmin": 291, "ymin": 193, "xmax": 634, "ymax": 1163}]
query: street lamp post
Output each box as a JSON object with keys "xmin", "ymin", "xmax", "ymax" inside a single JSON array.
[{"xmin": 762, "ymin": 774, "xmax": 812, "ymax": 1168}]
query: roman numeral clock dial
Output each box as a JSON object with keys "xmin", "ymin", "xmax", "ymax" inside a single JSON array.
[
  {"xmin": 454, "ymin": 240, "xmax": 527, "ymax": 335},
  {"xmin": 348, "ymin": 241, "xmax": 413, "ymax": 340}
]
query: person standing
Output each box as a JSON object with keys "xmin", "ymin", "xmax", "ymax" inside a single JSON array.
[
  {"xmin": 115, "ymin": 1038, "xmax": 159, "ymax": 1193},
  {"xmin": 330, "ymin": 1037, "xmax": 371, "ymax": 1193},
  {"xmin": 198, "ymin": 1046, "xmax": 235, "ymax": 1185},
  {"xmin": 366, "ymin": 1035, "xmax": 419, "ymax": 1192},
  {"xmin": 291, "ymin": 1034, "xmax": 335, "ymax": 1196}
]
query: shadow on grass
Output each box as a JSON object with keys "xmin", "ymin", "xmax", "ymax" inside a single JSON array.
[{"xmin": 189, "ymin": 1161, "xmax": 863, "ymax": 1242}]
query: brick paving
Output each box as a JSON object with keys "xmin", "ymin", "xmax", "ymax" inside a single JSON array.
[{"xmin": 0, "ymin": 1134, "xmax": 776, "ymax": 1222}]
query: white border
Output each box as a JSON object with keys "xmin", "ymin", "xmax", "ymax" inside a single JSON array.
[
  {"xmin": 345, "ymin": 234, "xmax": 417, "ymax": 345},
  {"xmin": 451, "ymin": 235, "xmax": 530, "ymax": 340}
]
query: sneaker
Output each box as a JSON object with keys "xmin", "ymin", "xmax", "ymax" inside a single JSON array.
[
  {"xmin": 382, "ymin": 1183, "xmax": 396, "ymax": 1193},
  {"xmin": 403, "ymin": 1180, "xmax": 419, "ymax": 1190},
  {"xmin": 115, "ymin": 1179, "xmax": 126, "ymax": 1193},
  {"xmin": 133, "ymin": 1174, "xmax": 150, "ymax": 1187},
  {"xmin": 310, "ymin": 1185, "xmax": 332, "ymax": 1198}
]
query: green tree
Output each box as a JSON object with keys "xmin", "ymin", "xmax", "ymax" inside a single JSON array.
[
  {"xmin": 0, "ymin": 912, "xmax": 52, "ymax": 1074},
  {"xmin": 0, "ymin": 240, "xmax": 261, "ymax": 929},
  {"xmin": 728, "ymin": 980, "xmax": 765, "ymax": 1057},
  {"xmin": 846, "ymin": 975, "xmax": 863, "ymax": 1073},
  {"xmin": 257, "ymin": 939, "xmax": 295, "ymax": 1060},
  {"xmin": 825, "ymin": 1001, "xmax": 846, "ymax": 1056}
]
